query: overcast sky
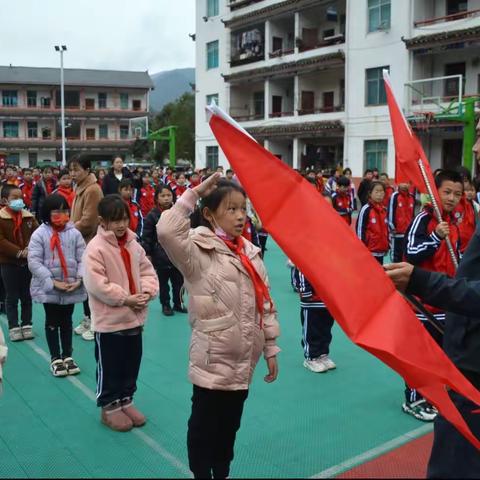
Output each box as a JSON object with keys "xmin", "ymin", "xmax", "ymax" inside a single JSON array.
[{"xmin": 0, "ymin": 0, "xmax": 195, "ymax": 74}]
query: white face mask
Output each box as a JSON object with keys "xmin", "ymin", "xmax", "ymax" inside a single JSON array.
[{"xmin": 211, "ymin": 215, "xmax": 234, "ymax": 241}]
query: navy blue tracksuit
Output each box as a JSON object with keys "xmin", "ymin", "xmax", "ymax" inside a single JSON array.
[{"xmin": 292, "ymin": 267, "xmax": 334, "ymax": 359}]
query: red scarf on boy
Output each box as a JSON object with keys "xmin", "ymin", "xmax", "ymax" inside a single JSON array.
[
  {"xmin": 118, "ymin": 234, "xmax": 137, "ymax": 294},
  {"xmin": 50, "ymin": 225, "xmax": 69, "ymax": 280},
  {"xmin": 56, "ymin": 186, "xmax": 75, "ymax": 208},
  {"xmin": 6, "ymin": 207, "xmax": 23, "ymax": 244},
  {"xmin": 222, "ymin": 235, "xmax": 273, "ymax": 328}
]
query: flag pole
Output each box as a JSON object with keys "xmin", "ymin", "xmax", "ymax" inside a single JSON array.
[{"xmin": 417, "ymin": 159, "xmax": 459, "ymax": 269}]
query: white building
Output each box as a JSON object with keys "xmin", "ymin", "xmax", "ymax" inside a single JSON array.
[
  {"xmin": 195, "ymin": 0, "xmax": 480, "ymax": 177},
  {"xmin": 0, "ymin": 66, "xmax": 153, "ymax": 168}
]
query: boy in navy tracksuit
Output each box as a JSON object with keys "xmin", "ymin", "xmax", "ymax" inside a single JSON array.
[
  {"xmin": 331, "ymin": 175, "xmax": 353, "ymax": 225},
  {"xmin": 388, "ymin": 183, "xmax": 415, "ymax": 262},
  {"xmin": 292, "ymin": 266, "xmax": 336, "ymax": 373},
  {"xmin": 402, "ymin": 170, "xmax": 463, "ymax": 422}
]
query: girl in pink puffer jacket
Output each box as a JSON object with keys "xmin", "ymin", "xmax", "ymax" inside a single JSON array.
[{"xmin": 157, "ymin": 173, "xmax": 280, "ymax": 479}]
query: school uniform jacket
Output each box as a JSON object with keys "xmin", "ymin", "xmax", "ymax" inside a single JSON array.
[
  {"xmin": 19, "ymin": 181, "xmax": 35, "ymax": 209},
  {"xmin": 404, "ymin": 205, "xmax": 460, "ymax": 314},
  {"xmin": 388, "ymin": 190, "xmax": 415, "ymax": 236},
  {"xmin": 331, "ymin": 191, "xmax": 352, "ymax": 225},
  {"xmin": 292, "ymin": 267, "xmax": 326, "ymax": 309},
  {"xmin": 453, "ymin": 196, "xmax": 477, "ymax": 254},
  {"xmin": 356, "ymin": 202, "xmax": 389, "ymax": 256},
  {"xmin": 127, "ymin": 199, "xmax": 143, "ymax": 238}
]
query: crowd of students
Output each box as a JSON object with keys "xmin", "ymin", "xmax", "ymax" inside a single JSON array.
[{"xmin": 0, "ymin": 157, "xmax": 479, "ymax": 478}]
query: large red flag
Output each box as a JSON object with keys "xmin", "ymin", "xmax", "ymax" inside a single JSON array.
[
  {"xmin": 383, "ymin": 71, "xmax": 441, "ymax": 208},
  {"xmin": 207, "ymin": 105, "xmax": 480, "ymax": 449}
]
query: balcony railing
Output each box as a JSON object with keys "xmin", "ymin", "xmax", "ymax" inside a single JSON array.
[
  {"xmin": 228, "ymin": 0, "xmax": 264, "ymax": 11},
  {"xmin": 230, "ymin": 112, "xmax": 264, "ymax": 121},
  {"xmin": 269, "ymin": 48, "xmax": 295, "ymax": 59},
  {"xmin": 296, "ymin": 33, "xmax": 345, "ymax": 53},
  {"xmin": 414, "ymin": 8, "xmax": 480, "ymax": 27},
  {"xmin": 0, "ymin": 105, "xmax": 146, "ymax": 114},
  {"xmin": 268, "ymin": 111, "xmax": 294, "ymax": 118},
  {"xmin": 298, "ymin": 105, "xmax": 344, "ymax": 115}
]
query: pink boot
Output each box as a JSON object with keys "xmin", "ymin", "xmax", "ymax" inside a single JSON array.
[
  {"xmin": 121, "ymin": 398, "xmax": 146, "ymax": 427},
  {"xmin": 101, "ymin": 401, "xmax": 133, "ymax": 432}
]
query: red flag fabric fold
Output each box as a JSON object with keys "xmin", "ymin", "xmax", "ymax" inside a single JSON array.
[
  {"xmin": 208, "ymin": 108, "xmax": 480, "ymax": 450},
  {"xmin": 383, "ymin": 71, "xmax": 441, "ymax": 208}
]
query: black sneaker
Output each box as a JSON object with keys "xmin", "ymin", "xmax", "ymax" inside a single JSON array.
[
  {"xmin": 173, "ymin": 305, "xmax": 188, "ymax": 314},
  {"xmin": 63, "ymin": 357, "xmax": 81, "ymax": 375},
  {"xmin": 50, "ymin": 359, "xmax": 68, "ymax": 377},
  {"xmin": 162, "ymin": 306, "xmax": 174, "ymax": 316}
]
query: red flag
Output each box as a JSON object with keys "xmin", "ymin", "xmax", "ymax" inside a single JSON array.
[
  {"xmin": 383, "ymin": 71, "xmax": 441, "ymax": 208},
  {"xmin": 207, "ymin": 106, "xmax": 480, "ymax": 449}
]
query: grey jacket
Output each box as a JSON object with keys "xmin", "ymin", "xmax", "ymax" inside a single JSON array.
[{"xmin": 28, "ymin": 223, "xmax": 87, "ymax": 305}]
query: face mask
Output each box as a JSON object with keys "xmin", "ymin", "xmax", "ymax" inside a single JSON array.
[
  {"xmin": 211, "ymin": 216, "xmax": 234, "ymax": 241},
  {"xmin": 8, "ymin": 199, "xmax": 25, "ymax": 212},
  {"xmin": 51, "ymin": 212, "xmax": 70, "ymax": 228}
]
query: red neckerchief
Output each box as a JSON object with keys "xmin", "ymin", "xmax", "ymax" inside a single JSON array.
[
  {"xmin": 57, "ymin": 186, "xmax": 75, "ymax": 208},
  {"xmin": 6, "ymin": 207, "xmax": 23, "ymax": 244},
  {"xmin": 50, "ymin": 225, "xmax": 69, "ymax": 279},
  {"xmin": 117, "ymin": 234, "xmax": 137, "ymax": 294},
  {"xmin": 221, "ymin": 235, "xmax": 273, "ymax": 328}
]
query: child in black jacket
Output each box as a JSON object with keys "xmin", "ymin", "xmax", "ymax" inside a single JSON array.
[{"xmin": 142, "ymin": 185, "xmax": 185, "ymax": 316}]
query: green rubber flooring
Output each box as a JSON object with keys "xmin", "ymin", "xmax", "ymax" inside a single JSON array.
[{"xmin": 0, "ymin": 240, "xmax": 430, "ymax": 478}]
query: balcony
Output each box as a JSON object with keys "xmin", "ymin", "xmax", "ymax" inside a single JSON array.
[
  {"xmin": 413, "ymin": 2, "xmax": 480, "ymax": 28},
  {"xmin": 0, "ymin": 105, "xmax": 147, "ymax": 119},
  {"xmin": 269, "ymin": 14, "xmax": 295, "ymax": 59},
  {"xmin": 269, "ymin": 77, "xmax": 294, "ymax": 118},
  {"xmin": 230, "ymin": 81, "xmax": 265, "ymax": 121},
  {"xmin": 0, "ymin": 136, "xmax": 134, "ymax": 149},
  {"xmin": 230, "ymin": 24, "xmax": 265, "ymax": 67}
]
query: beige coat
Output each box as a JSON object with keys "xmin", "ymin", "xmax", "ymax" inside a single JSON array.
[
  {"xmin": 157, "ymin": 189, "xmax": 280, "ymax": 391},
  {"xmin": 0, "ymin": 325, "xmax": 7, "ymax": 388},
  {"xmin": 71, "ymin": 173, "xmax": 103, "ymax": 243}
]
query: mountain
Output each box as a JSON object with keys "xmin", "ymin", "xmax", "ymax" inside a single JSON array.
[{"xmin": 149, "ymin": 68, "xmax": 195, "ymax": 112}]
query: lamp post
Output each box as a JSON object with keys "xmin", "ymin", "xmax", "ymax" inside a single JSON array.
[{"xmin": 54, "ymin": 45, "xmax": 67, "ymax": 166}]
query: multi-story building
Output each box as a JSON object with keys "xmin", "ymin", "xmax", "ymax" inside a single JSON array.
[
  {"xmin": 0, "ymin": 66, "xmax": 153, "ymax": 168},
  {"xmin": 195, "ymin": 0, "xmax": 480, "ymax": 177}
]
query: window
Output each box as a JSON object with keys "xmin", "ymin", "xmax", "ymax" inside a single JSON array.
[
  {"xmin": 366, "ymin": 66, "xmax": 389, "ymax": 105},
  {"xmin": 132, "ymin": 100, "xmax": 141, "ymax": 111},
  {"xmin": 254, "ymin": 91, "xmax": 264, "ymax": 118},
  {"xmin": 206, "ymin": 146, "xmax": 219, "ymax": 169},
  {"xmin": 444, "ymin": 62, "xmax": 466, "ymax": 98},
  {"xmin": 85, "ymin": 98, "xmax": 95, "ymax": 110},
  {"xmin": 98, "ymin": 92, "xmax": 107, "ymax": 109},
  {"xmin": 28, "ymin": 152, "xmax": 38, "ymax": 167},
  {"xmin": 206, "ymin": 94, "xmax": 219, "ymax": 106},
  {"xmin": 42, "ymin": 127, "xmax": 52, "ymax": 139},
  {"xmin": 3, "ymin": 121, "xmax": 19, "ymax": 138},
  {"xmin": 2, "ymin": 90, "xmax": 18, "ymax": 107},
  {"xmin": 99, "ymin": 124, "xmax": 108, "ymax": 139},
  {"xmin": 207, "ymin": 41, "xmax": 219, "ymax": 69},
  {"xmin": 6, "ymin": 153, "xmax": 20, "ymax": 166},
  {"xmin": 41, "ymin": 97, "xmax": 51, "ymax": 108},
  {"xmin": 447, "ymin": 0, "xmax": 468, "ymax": 16},
  {"xmin": 120, "ymin": 93, "xmax": 129, "ymax": 109},
  {"xmin": 27, "ymin": 91, "xmax": 37, "ymax": 107},
  {"xmin": 86, "ymin": 128, "xmax": 96, "ymax": 140},
  {"xmin": 368, "ymin": 0, "xmax": 391, "ymax": 32},
  {"xmin": 120, "ymin": 125, "xmax": 129, "ymax": 139},
  {"xmin": 207, "ymin": 0, "xmax": 219, "ymax": 17},
  {"xmin": 27, "ymin": 122, "xmax": 38, "ymax": 138},
  {"xmin": 364, "ymin": 140, "xmax": 388, "ymax": 171}
]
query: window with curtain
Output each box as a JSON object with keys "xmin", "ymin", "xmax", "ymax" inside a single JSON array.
[
  {"xmin": 366, "ymin": 66, "xmax": 389, "ymax": 105},
  {"xmin": 207, "ymin": 41, "xmax": 219, "ymax": 69},
  {"xmin": 120, "ymin": 93, "xmax": 129, "ymax": 109},
  {"xmin": 368, "ymin": 0, "xmax": 391, "ymax": 32},
  {"xmin": 98, "ymin": 93, "xmax": 107, "ymax": 109},
  {"xmin": 364, "ymin": 140, "xmax": 388, "ymax": 171},
  {"xmin": 3, "ymin": 121, "xmax": 19, "ymax": 137},
  {"xmin": 2, "ymin": 90, "xmax": 18, "ymax": 107},
  {"xmin": 27, "ymin": 91, "xmax": 37, "ymax": 107},
  {"xmin": 99, "ymin": 124, "xmax": 108, "ymax": 139},
  {"xmin": 27, "ymin": 122, "xmax": 38, "ymax": 138}
]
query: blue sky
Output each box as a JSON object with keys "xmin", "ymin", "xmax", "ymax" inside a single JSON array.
[{"xmin": 0, "ymin": 0, "xmax": 195, "ymax": 74}]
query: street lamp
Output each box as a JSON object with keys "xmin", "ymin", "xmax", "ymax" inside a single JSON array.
[{"xmin": 54, "ymin": 45, "xmax": 67, "ymax": 166}]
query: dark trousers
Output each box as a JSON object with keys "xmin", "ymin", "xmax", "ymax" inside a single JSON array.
[
  {"xmin": 390, "ymin": 235, "xmax": 406, "ymax": 263},
  {"xmin": 258, "ymin": 233, "xmax": 268, "ymax": 257},
  {"xmin": 44, "ymin": 303, "xmax": 74, "ymax": 361},
  {"xmin": 0, "ymin": 274, "xmax": 6, "ymax": 313},
  {"xmin": 428, "ymin": 390, "xmax": 480, "ymax": 478},
  {"xmin": 94, "ymin": 328, "xmax": 143, "ymax": 407},
  {"xmin": 0, "ymin": 264, "xmax": 32, "ymax": 329},
  {"xmin": 187, "ymin": 385, "xmax": 248, "ymax": 479},
  {"xmin": 156, "ymin": 266, "xmax": 183, "ymax": 308},
  {"xmin": 405, "ymin": 316, "xmax": 444, "ymax": 403},
  {"xmin": 301, "ymin": 305, "xmax": 334, "ymax": 359},
  {"xmin": 373, "ymin": 255, "xmax": 384, "ymax": 265},
  {"xmin": 83, "ymin": 298, "xmax": 91, "ymax": 318}
]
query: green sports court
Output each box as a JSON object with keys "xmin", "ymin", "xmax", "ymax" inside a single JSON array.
[{"xmin": 0, "ymin": 241, "xmax": 432, "ymax": 478}]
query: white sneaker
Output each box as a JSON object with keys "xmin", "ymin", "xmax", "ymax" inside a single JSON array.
[
  {"xmin": 74, "ymin": 317, "xmax": 90, "ymax": 336},
  {"xmin": 303, "ymin": 358, "xmax": 328, "ymax": 373},
  {"xmin": 319, "ymin": 354, "xmax": 336, "ymax": 370},
  {"xmin": 9, "ymin": 327, "xmax": 23, "ymax": 342},
  {"xmin": 81, "ymin": 328, "xmax": 94, "ymax": 341}
]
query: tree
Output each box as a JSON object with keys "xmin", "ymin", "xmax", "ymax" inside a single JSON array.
[{"xmin": 150, "ymin": 92, "xmax": 195, "ymax": 165}]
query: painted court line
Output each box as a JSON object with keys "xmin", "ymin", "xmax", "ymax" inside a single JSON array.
[
  {"xmin": 1, "ymin": 319, "xmax": 191, "ymax": 477},
  {"xmin": 309, "ymin": 424, "xmax": 433, "ymax": 478}
]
